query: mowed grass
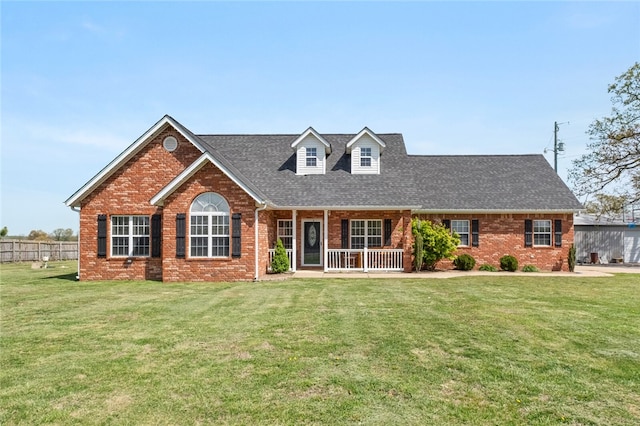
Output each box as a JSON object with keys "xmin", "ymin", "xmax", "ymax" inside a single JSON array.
[{"xmin": 1, "ymin": 262, "xmax": 639, "ymax": 425}]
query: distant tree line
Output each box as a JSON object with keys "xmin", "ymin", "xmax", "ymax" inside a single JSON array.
[{"xmin": 0, "ymin": 226, "xmax": 77, "ymax": 241}]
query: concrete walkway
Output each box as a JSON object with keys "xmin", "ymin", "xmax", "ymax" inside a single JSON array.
[{"xmin": 279, "ymin": 264, "xmax": 640, "ymax": 280}]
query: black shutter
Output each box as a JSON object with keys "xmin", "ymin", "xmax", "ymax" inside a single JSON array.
[
  {"xmin": 384, "ymin": 219, "xmax": 392, "ymax": 246},
  {"xmin": 176, "ymin": 213, "xmax": 186, "ymax": 258},
  {"xmin": 97, "ymin": 214, "xmax": 107, "ymax": 258},
  {"xmin": 151, "ymin": 214, "xmax": 162, "ymax": 257},
  {"xmin": 341, "ymin": 219, "xmax": 349, "ymax": 249},
  {"xmin": 554, "ymin": 219, "xmax": 562, "ymax": 247},
  {"xmin": 232, "ymin": 213, "xmax": 241, "ymax": 258},
  {"xmin": 524, "ymin": 219, "xmax": 533, "ymax": 247},
  {"xmin": 442, "ymin": 219, "xmax": 450, "ymax": 229},
  {"xmin": 471, "ymin": 219, "xmax": 479, "ymax": 247}
]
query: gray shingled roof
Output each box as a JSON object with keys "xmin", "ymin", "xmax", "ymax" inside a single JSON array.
[
  {"xmin": 406, "ymin": 154, "xmax": 584, "ymax": 211},
  {"xmin": 197, "ymin": 133, "xmax": 583, "ymax": 211}
]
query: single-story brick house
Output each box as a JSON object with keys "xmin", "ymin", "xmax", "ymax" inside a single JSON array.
[{"xmin": 65, "ymin": 115, "xmax": 583, "ymax": 281}]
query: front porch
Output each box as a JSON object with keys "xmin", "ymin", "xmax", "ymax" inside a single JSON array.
[
  {"xmin": 264, "ymin": 208, "xmax": 412, "ymax": 274},
  {"xmin": 268, "ymin": 247, "xmax": 404, "ymax": 272}
]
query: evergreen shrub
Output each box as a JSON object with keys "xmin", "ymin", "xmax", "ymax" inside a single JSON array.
[
  {"xmin": 270, "ymin": 238, "xmax": 290, "ymax": 273},
  {"xmin": 479, "ymin": 264, "xmax": 498, "ymax": 272},
  {"xmin": 568, "ymin": 244, "xmax": 576, "ymax": 272},
  {"xmin": 414, "ymin": 233, "xmax": 424, "ymax": 272},
  {"xmin": 453, "ymin": 254, "xmax": 476, "ymax": 271},
  {"xmin": 499, "ymin": 255, "xmax": 519, "ymax": 272}
]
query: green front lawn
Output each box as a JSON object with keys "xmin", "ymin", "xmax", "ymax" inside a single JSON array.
[{"xmin": 2, "ymin": 261, "xmax": 639, "ymax": 425}]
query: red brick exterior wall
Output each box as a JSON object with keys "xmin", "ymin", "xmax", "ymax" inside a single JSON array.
[
  {"xmin": 256, "ymin": 209, "xmax": 271, "ymax": 278},
  {"xmin": 160, "ymin": 162, "xmax": 257, "ymax": 282},
  {"xmin": 414, "ymin": 213, "xmax": 575, "ymax": 271},
  {"xmin": 78, "ymin": 127, "xmax": 201, "ymax": 281},
  {"xmin": 78, "ymin": 126, "xmax": 259, "ymax": 282}
]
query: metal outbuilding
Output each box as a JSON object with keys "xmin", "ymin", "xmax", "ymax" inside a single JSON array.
[{"xmin": 574, "ymin": 214, "xmax": 640, "ymax": 264}]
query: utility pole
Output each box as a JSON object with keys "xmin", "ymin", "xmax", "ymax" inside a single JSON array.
[
  {"xmin": 554, "ymin": 121, "xmax": 559, "ymax": 173},
  {"xmin": 551, "ymin": 121, "xmax": 566, "ymax": 173}
]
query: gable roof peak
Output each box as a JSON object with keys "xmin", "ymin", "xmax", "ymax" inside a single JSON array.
[
  {"xmin": 65, "ymin": 114, "xmax": 210, "ymax": 208},
  {"xmin": 290, "ymin": 126, "xmax": 332, "ymax": 154},
  {"xmin": 150, "ymin": 152, "xmax": 266, "ymax": 207},
  {"xmin": 346, "ymin": 127, "xmax": 386, "ymax": 154},
  {"xmin": 64, "ymin": 114, "xmax": 266, "ymax": 209}
]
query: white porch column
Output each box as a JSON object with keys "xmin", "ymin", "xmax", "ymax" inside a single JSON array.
[
  {"xmin": 292, "ymin": 210, "xmax": 297, "ymax": 272},
  {"xmin": 363, "ymin": 246, "xmax": 368, "ymax": 272},
  {"xmin": 323, "ymin": 209, "xmax": 329, "ymax": 272}
]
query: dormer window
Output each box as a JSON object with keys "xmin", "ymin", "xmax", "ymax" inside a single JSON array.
[
  {"xmin": 291, "ymin": 127, "xmax": 332, "ymax": 175},
  {"xmin": 306, "ymin": 147, "xmax": 317, "ymax": 167},
  {"xmin": 360, "ymin": 147, "xmax": 372, "ymax": 167},
  {"xmin": 346, "ymin": 127, "xmax": 386, "ymax": 175}
]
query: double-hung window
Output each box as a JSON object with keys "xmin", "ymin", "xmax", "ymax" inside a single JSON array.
[
  {"xmin": 277, "ymin": 220, "xmax": 293, "ymax": 250},
  {"xmin": 451, "ymin": 220, "xmax": 470, "ymax": 246},
  {"xmin": 350, "ymin": 220, "xmax": 382, "ymax": 249},
  {"xmin": 306, "ymin": 147, "xmax": 317, "ymax": 167},
  {"xmin": 533, "ymin": 220, "xmax": 552, "ymax": 246},
  {"xmin": 360, "ymin": 147, "xmax": 372, "ymax": 167},
  {"xmin": 111, "ymin": 216, "xmax": 150, "ymax": 257},
  {"xmin": 190, "ymin": 192, "xmax": 230, "ymax": 257}
]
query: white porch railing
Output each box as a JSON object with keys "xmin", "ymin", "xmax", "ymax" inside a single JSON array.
[
  {"xmin": 327, "ymin": 248, "xmax": 404, "ymax": 272},
  {"xmin": 267, "ymin": 248, "xmax": 404, "ymax": 272},
  {"xmin": 327, "ymin": 249, "xmax": 362, "ymax": 271},
  {"xmin": 268, "ymin": 249, "xmax": 293, "ymax": 271}
]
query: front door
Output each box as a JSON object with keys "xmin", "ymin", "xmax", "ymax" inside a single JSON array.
[{"xmin": 302, "ymin": 220, "xmax": 322, "ymax": 266}]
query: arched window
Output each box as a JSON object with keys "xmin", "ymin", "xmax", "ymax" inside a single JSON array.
[{"xmin": 190, "ymin": 192, "xmax": 230, "ymax": 257}]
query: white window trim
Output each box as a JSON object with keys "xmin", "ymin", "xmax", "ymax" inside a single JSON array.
[
  {"xmin": 110, "ymin": 215, "xmax": 150, "ymax": 257},
  {"xmin": 533, "ymin": 219, "xmax": 552, "ymax": 247},
  {"xmin": 277, "ymin": 219, "xmax": 293, "ymax": 250},
  {"xmin": 306, "ymin": 147, "xmax": 317, "ymax": 167},
  {"xmin": 360, "ymin": 147, "xmax": 372, "ymax": 167},
  {"xmin": 451, "ymin": 219, "xmax": 470, "ymax": 247},
  {"xmin": 190, "ymin": 214, "xmax": 230, "ymax": 258},
  {"xmin": 350, "ymin": 219, "xmax": 382, "ymax": 249},
  {"xmin": 189, "ymin": 193, "xmax": 231, "ymax": 258}
]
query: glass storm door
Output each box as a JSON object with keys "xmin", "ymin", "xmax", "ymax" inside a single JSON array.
[{"xmin": 302, "ymin": 220, "xmax": 322, "ymax": 266}]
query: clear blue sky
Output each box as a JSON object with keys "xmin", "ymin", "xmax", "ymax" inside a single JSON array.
[{"xmin": 2, "ymin": 1, "xmax": 639, "ymax": 236}]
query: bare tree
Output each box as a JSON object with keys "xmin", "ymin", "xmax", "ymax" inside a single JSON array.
[{"xmin": 569, "ymin": 62, "xmax": 640, "ymax": 213}]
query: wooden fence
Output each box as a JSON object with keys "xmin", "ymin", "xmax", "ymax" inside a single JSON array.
[{"xmin": 0, "ymin": 240, "xmax": 78, "ymax": 263}]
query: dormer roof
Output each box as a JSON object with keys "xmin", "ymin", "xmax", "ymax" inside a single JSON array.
[
  {"xmin": 290, "ymin": 127, "xmax": 332, "ymax": 154},
  {"xmin": 345, "ymin": 127, "xmax": 386, "ymax": 154}
]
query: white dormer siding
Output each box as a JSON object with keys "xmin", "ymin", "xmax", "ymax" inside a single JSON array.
[
  {"xmin": 290, "ymin": 127, "xmax": 332, "ymax": 175},
  {"xmin": 296, "ymin": 138, "xmax": 325, "ymax": 175},
  {"xmin": 346, "ymin": 128, "xmax": 386, "ymax": 175},
  {"xmin": 351, "ymin": 137, "xmax": 381, "ymax": 174}
]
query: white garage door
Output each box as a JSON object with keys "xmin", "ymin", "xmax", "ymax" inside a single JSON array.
[{"xmin": 624, "ymin": 229, "xmax": 640, "ymax": 263}]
